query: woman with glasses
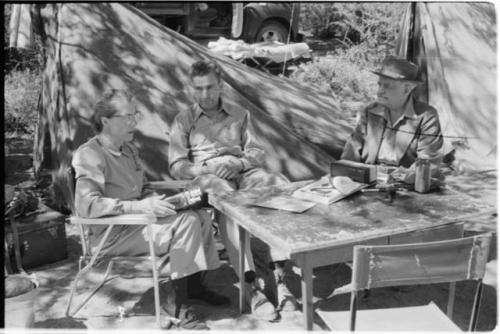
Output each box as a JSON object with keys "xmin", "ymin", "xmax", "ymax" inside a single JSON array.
[{"xmin": 72, "ymin": 89, "xmax": 228, "ymax": 329}]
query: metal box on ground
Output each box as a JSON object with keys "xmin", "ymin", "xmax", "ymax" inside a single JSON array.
[{"xmin": 5, "ymin": 205, "xmax": 67, "ymax": 270}]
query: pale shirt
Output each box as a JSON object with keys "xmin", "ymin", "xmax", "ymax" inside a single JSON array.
[
  {"xmin": 341, "ymin": 98, "xmax": 443, "ymax": 168},
  {"xmin": 72, "ymin": 136, "xmax": 221, "ymax": 278},
  {"xmin": 168, "ymin": 100, "xmax": 265, "ymax": 178},
  {"xmin": 376, "ymin": 104, "xmax": 418, "ymax": 165},
  {"xmin": 72, "ymin": 135, "xmax": 148, "ymax": 219}
]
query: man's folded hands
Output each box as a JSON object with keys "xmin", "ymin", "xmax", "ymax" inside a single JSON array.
[{"xmin": 203, "ymin": 155, "xmax": 244, "ymax": 180}]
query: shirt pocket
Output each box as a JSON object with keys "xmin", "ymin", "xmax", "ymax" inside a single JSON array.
[{"xmin": 219, "ymin": 123, "xmax": 241, "ymax": 145}]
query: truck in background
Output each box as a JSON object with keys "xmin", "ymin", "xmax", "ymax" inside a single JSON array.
[{"xmin": 133, "ymin": 2, "xmax": 302, "ymax": 43}]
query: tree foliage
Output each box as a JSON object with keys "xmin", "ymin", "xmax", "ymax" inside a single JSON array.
[
  {"xmin": 5, "ymin": 4, "xmax": 42, "ymax": 136},
  {"xmin": 300, "ymin": 3, "xmax": 405, "ymax": 47},
  {"xmin": 292, "ymin": 3, "xmax": 407, "ymax": 110}
]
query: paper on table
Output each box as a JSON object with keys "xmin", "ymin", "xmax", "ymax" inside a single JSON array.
[
  {"xmin": 251, "ymin": 195, "xmax": 317, "ymax": 213},
  {"xmin": 292, "ymin": 175, "xmax": 369, "ymax": 205}
]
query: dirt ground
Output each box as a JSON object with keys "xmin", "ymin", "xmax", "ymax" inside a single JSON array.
[{"xmin": 5, "ymin": 139, "xmax": 498, "ymax": 333}]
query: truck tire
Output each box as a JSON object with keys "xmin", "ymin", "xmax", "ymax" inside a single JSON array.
[{"xmin": 255, "ymin": 20, "xmax": 289, "ymax": 43}]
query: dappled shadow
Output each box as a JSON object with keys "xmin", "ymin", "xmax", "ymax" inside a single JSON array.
[
  {"xmin": 414, "ymin": 3, "xmax": 496, "ymax": 170},
  {"xmin": 34, "ymin": 2, "xmax": 349, "ymax": 186}
]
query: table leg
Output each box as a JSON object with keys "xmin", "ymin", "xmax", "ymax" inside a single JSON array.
[
  {"xmin": 238, "ymin": 225, "xmax": 246, "ymax": 314},
  {"xmin": 301, "ymin": 261, "xmax": 314, "ymax": 330}
]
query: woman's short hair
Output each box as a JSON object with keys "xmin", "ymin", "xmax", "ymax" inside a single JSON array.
[
  {"xmin": 190, "ymin": 60, "xmax": 222, "ymax": 81},
  {"xmin": 92, "ymin": 89, "xmax": 134, "ymax": 133}
]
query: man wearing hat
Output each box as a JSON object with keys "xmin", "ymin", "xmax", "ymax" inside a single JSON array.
[{"xmin": 341, "ymin": 55, "xmax": 444, "ymax": 171}]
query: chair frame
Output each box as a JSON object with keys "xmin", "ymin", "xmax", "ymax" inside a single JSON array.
[
  {"xmin": 63, "ymin": 167, "xmax": 189, "ymax": 327},
  {"xmin": 347, "ymin": 233, "xmax": 492, "ymax": 331}
]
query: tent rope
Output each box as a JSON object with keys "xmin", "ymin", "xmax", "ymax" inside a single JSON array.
[{"xmin": 385, "ymin": 127, "xmax": 480, "ymax": 139}]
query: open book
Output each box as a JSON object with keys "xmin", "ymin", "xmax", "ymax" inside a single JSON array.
[{"xmin": 292, "ymin": 175, "xmax": 369, "ymax": 205}]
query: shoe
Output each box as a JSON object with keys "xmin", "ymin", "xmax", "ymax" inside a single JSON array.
[
  {"xmin": 277, "ymin": 282, "xmax": 298, "ymax": 312},
  {"xmin": 158, "ymin": 280, "xmax": 209, "ymax": 330},
  {"xmin": 274, "ymin": 263, "xmax": 298, "ymax": 312},
  {"xmin": 178, "ymin": 305, "xmax": 209, "ymax": 330},
  {"xmin": 246, "ymin": 281, "xmax": 279, "ymax": 321},
  {"xmin": 188, "ymin": 287, "xmax": 230, "ymax": 306}
]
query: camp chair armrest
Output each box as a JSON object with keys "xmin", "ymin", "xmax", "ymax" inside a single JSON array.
[
  {"xmin": 144, "ymin": 180, "xmax": 193, "ymax": 190},
  {"xmin": 69, "ymin": 214, "xmax": 157, "ymax": 225}
]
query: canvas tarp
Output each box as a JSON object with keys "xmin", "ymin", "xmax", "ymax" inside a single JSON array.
[
  {"xmin": 397, "ymin": 2, "xmax": 497, "ymax": 172},
  {"xmin": 17, "ymin": 3, "xmax": 355, "ymax": 198}
]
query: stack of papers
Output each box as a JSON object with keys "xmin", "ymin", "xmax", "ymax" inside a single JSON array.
[
  {"xmin": 249, "ymin": 176, "xmax": 368, "ymax": 213},
  {"xmin": 292, "ymin": 176, "xmax": 368, "ymax": 205}
]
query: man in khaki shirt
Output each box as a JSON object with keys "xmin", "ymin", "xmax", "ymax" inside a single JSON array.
[
  {"xmin": 73, "ymin": 89, "xmax": 229, "ymax": 329},
  {"xmin": 168, "ymin": 60, "xmax": 296, "ymax": 320},
  {"xmin": 342, "ymin": 56, "xmax": 443, "ymax": 176}
]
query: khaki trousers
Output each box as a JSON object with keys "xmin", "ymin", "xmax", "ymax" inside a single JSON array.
[
  {"xmin": 90, "ymin": 209, "xmax": 220, "ymax": 280},
  {"xmin": 193, "ymin": 168, "xmax": 290, "ymax": 279}
]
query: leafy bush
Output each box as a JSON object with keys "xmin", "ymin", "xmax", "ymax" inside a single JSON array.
[
  {"xmin": 292, "ymin": 3, "xmax": 407, "ymax": 114},
  {"xmin": 5, "ymin": 68, "xmax": 41, "ymax": 135},
  {"xmin": 291, "ymin": 51, "xmax": 377, "ymax": 111},
  {"xmin": 301, "ymin": 3, "xmax": 406, "ymax": 47}
]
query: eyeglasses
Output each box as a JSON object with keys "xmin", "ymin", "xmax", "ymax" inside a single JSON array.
[{"xmin": 112, "ymin": 112, "xmax": 141, "ymax": 122}]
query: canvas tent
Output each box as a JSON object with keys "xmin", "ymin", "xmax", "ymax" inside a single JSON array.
[
  {"xmin": 8, "ymin": 3, "xmax": 497, "ymax": 204},
  {"xmin": 9, "ymin": 3, "xmax": 355, "ymax": 200},
  {"xmin": 396, "ymin": 2, "xmax": 497, "ymax": 172}
]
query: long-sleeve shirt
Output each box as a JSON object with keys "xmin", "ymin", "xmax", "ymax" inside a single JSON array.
[
  {"xmin": 72, "ymin": 136, "xmax": 148, "ymax": 218},
  {"xmin": 168, "ymin": 100, "xmax": 265, "ymax": 179},
  {"xmin": 341, "ymin": 98, "xmax": 443, "ymax": 168}
]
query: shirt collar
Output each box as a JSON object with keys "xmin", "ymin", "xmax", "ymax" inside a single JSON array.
[
  {"xmin": 368, "ymin": 98, "xmax": 418, "ymax": 123},
  {"xmin": 192, "ymin": 99, "xmax": 235, "ymax": 121},
  {"xmin": 402, "ymin": 97, "xmax": 418, "ymax": 119},
  {"xmin": 96, "ymin": 134, "xmax": 129, "ymax": 157}
]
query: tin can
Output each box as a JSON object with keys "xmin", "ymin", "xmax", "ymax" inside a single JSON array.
[
  {"xmin": 414, "ymin": 159, "xmax": 431, "ymax": 193},
  {"xmin": 165, "ymin": 188, "xmax": 202, "ymax": 210}
]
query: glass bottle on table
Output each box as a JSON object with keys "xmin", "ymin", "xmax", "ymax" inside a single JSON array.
[{"xmin": 414, "ymin": 158, "xmax": 431, "ymax": 193}]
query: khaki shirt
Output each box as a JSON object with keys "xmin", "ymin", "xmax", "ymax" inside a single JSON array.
[
  {"xmin": 168, "ymin": 100, "xmax": 265, "ymax": 178},
  {"xmin": 72, "ymin": 136, "xmax": 147, "ymax": 218},
  {"xmin": 341, "ymin": 98, "xmax": 443, "ymax": 168}
]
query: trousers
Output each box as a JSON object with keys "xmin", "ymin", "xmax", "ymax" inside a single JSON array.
[
  {"xmin": 90, "ymin": 209, "xmax": 220, "ymax": 280},
  {"xmin": 192, "ymin": 168, "xmax": 290, "ymax": 279}
]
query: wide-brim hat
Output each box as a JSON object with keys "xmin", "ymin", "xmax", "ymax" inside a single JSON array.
[{"xmin": 372, "ymin": 55, "xmax": 422, "ymax": 83}]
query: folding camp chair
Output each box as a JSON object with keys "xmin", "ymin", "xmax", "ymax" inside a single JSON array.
[
  {"xmin": 316, "ymin": 233, "xmax": 492, "ymax": 331},
  {"xmin": 63, "ymin": 167, "xmax": 189, "ymax": 328},
  {"xmin": 339, "ymin": 223, "xmax": 465, "ymax": 300}
]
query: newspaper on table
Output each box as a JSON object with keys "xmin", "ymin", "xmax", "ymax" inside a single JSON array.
[
  {"xmin": 292, "ymin": 175, "xmax": 369, "ymax": 205},
  {"xmin": 250, "ymin": 175, "xmax": 368, "ymax": 212}
]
